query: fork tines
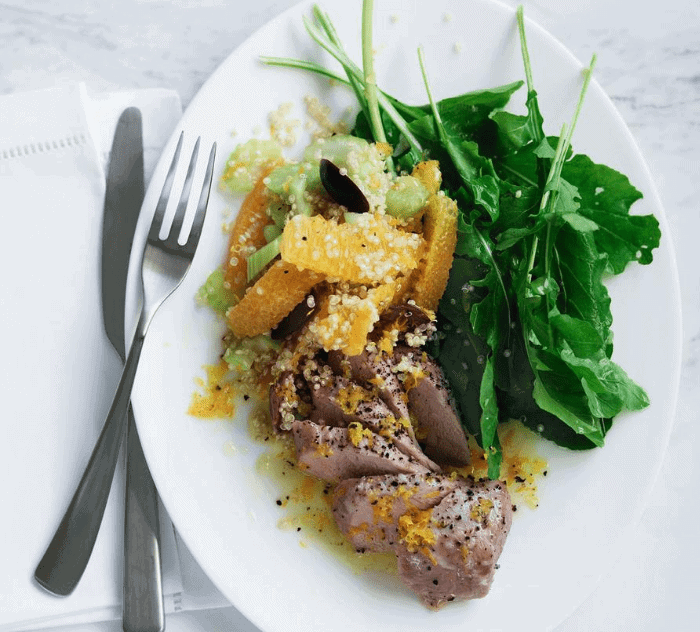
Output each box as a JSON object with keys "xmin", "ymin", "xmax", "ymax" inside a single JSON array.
[{"xmin": 148, "ymin": 133, "xmax": 217, "ymax": 258}]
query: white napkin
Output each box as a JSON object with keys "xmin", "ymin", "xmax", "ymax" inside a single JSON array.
[{"xmin": 0, "ymin": 82, "xmax": 228, "ymax": 631}]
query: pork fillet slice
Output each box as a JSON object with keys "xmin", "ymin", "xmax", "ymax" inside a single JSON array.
[
  {"xmin": 327, "ymin": 349, "xmax": 411, "ymax": 422},
  {"xmin": 291, "ymin": 420, "xmax": 431, "ymax": 483},
  {"xmin": 332, "ymin": 473, "xmax": 458, "ymax": 553},
  {"xmin": 332, "ymin": 473, "xmax": 512, "ymax": 608},
  {"xmin": 395, "ymin": 478, "xmax": 512, "ymax": 608},
  {"xmin": 394, "ymin": 346, "xmax": 471, "ymax": 466},
  {"xmin": 309, "ymin": 376, "xmax": 439, "ymax": 471}
]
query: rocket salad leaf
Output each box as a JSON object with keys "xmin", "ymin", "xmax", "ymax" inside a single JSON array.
[{"xmin": 261, "ymin": 3, "xmax": 661, "ymax": 478}]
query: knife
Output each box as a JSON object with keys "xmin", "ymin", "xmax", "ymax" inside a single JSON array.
[
  {"xmin": 103, "ymin": 108, "xmax": 166, "ymax": 632},
  {"xmin": 35, "ymin": 109, "xmax": 164, "ymax": 632}
]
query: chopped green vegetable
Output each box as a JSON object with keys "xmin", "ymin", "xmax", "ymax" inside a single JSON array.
[
  {"xmin": 196, "ymin": 269, "xmax": 238, "ymax": 314},
  {"xmin": 224, "ymin": 335, "xmax": 280, "ymax": 372},
  {"xmin": 385, "ymin": 176, "xmax": 429, "ymax": 219},
  {"xmin": 221, "ymin": 138, "xmax": 284, "ymax": 193},
  {"xmin": 247, "ymin": 235, "xmax": 281, "ymax": 282},
  {"xmin": 264, "ymin": 163, "xmax": 314, "ymax": 216},
  {"xmin": 263, "ymin": 224, "xmax": 282, "ymax": 243}
]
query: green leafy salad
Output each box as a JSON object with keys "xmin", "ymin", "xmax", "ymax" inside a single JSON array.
[{"xmin": 254, "ymin": 1, "xmax": 661, "ymax": 478}]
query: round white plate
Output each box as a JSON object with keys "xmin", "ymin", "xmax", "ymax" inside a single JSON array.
[{"xmin": 129, "ymin": 1, "xmax": 682, "ymax": 630}]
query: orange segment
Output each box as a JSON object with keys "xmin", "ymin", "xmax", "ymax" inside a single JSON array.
[
  {"xmin": 223, "ymin": 162, "xmax": 282, "ymax": 298},
  {"xmin": 409, "ymin": 193, "xmax": 458, "ymax": 312},
  {"xmin": 411, "ymin": 160, "xmax": 442, "ymax": 195},
  {"xmin": 280, "ymin": 213, "xmax": 424, "ymax": 285},
  {"xmin": 309, "ymin": 280, "xmax": 399, "ymax": 356},
  {"xmin": 227, "ymin": 260, "xmax": 321, "ymax": 338}
]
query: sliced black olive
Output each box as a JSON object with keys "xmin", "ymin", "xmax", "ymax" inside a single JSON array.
[
  {"xmin": 271, "ymin": 293, "xmax": 317, "ymax": 341},
  {"xmin": 319, "ymin": 158, "xmax": 369, "ymax": 214}
]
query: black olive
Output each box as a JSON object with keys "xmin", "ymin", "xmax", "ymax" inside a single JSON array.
[
  {"xmin": 270, "ymin": 293, "xmax": 317, "ymax": 341},
  {"xmin": 319, "ymin": 158, "xmax": 369, "ymax": 214}
]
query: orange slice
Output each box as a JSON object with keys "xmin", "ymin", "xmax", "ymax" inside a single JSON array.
[
  {"xmin": 409, "ymin": 193, "xmax": 458, "ymax": 312},
  {"xmin": 223, "ymin": 162, "xmax": 282, "ymax": 298},
  {"xmin": 280, "ymin": 213, "xmax": 424, "ymax": 285},
  {"xmin": 227, "ymin": 260, "xmax": 321, "ymax": 338}
]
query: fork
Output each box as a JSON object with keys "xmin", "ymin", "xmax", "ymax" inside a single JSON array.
[{"xmin": 34, "ymin": 134, "xmax": 217, "ymax": 597}]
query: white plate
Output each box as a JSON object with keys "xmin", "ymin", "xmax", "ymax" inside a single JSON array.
[{"xmin": 128, "ymin": 1, "xmax": 682, "ymax": 630}]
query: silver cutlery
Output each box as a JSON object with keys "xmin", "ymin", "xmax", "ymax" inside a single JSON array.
[
  {"xmin": 35, "ymin": 130, "xmax": 217, "ymax": 609},
  {"xmin": 100, "ymin": 108, "xmax": 165, "ymax": 632}
]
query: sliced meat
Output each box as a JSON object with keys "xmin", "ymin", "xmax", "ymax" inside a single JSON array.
[
  {"xmin": 327, "ymin": 349, "xmax": 411, "ymax": 422},
  {"xmin": 393, "ymin": 346, "xmax": 471, "ymax": 466},
  {"xmin": 332, "ymin": 473, "xmax": 512, "ymax": 609},
  {"xmin": 332, "ymin": 473, "xmax": 458, "ymax": 553},
  {"xmin": 291, "ymin": 420, "xmax": 431, "ymax": 483},
  {"xmin": 309, "ymin": 375, "xmax": 439, "ymax": 472},
  {"xmin": 395, "ymin": 478, "xmax": 512, "ymax": 609}
]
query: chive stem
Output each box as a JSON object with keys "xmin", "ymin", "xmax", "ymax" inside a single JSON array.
[
  {"xmin": 516, "ymin": 6, "xmax": 535, "ymax": 95},
  {"xmin": 300, "ymin": 13, "xmax": 422, "ymax": 155},
  {"xmin": 259, "ymin": 56, "xmax": 348, "ymax": 84},
  {"xmin": 361, "ymin": 0, "xmax": 385, "ymax": 143},
  {"xmin": 417, "ymin": 47, "xmax": 446, "ymax": 143},
  {"xmin": 312, "ymin": 6, "xmax": 369, "ymax": 115}
]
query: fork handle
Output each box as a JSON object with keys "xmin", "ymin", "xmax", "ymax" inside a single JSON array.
[{"xmin": 35, "ymin": 316, "xmax": 147, "ymax": 596}]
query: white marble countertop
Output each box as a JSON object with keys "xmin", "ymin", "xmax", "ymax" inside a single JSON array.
[{"xmin": 2, "ymin": 0, "xmax": 698, "ymax": 630}]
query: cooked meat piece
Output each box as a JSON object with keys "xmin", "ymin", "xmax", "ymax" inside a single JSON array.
[
  {"xmin": 332, "ymin": 473, "xmax": 458, "ymax": 553},
  {"xmin": 332, "ymin": 473, "xmax": 512, "ymax": 608},
  {"xmin": 327, "ymin": 349, "xmax": 411, "ymax": 422},
  {"xmin": 393, "ymin": 346, "xmax": 471, "ymax": 466},
  {"xmin": 309, "ymin": 375, "xmax": 439, "ymax": 472},
  {"xmin": 395, "ymin": 478, "xmax": 512, "ymax": 609},
  {"xmin": 291, "ymin": 420, "xmax": 431, "ymax": 483}
]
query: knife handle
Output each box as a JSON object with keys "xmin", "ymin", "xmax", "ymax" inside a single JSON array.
[{"xmin": 123, "ymin": 407, "xmax": 165, "ymax": 632}]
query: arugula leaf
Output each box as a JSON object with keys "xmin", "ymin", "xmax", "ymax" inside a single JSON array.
[
  {"xmin": 561, "ymin": 154, "xmax": 661, "ymax": 273},
  {"xmin": 554, "ymin": 226, "xmax": 613, "ymax": 349}
]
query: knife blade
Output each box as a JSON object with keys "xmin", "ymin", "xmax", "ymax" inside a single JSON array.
[{"xmin": 101, "ymin": 108, "xmax": 166, "ymax": 632}]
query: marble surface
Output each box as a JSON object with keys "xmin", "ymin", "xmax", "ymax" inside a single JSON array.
[{"xmin": 2, "ymin": 0, "xmax": 698, "ymax": 630}]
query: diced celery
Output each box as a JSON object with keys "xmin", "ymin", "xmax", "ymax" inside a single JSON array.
[
  {"xmin": 195, "ymin": 268, "xmax": 238, "ymax": 313},
  {"xmin": 265, "ymin": 164, "xmax": 303, "ymax": 196},
  {"xmin": 246, "ymin": 235, "xmax": 281, "ymax": 282},
  {"xmin": 287, "ymin": 175, "xmax": 312, "ymax": 216},
  {"xmin": 385, "ymin": 175, "xmax": 430, "ymax": 219},
  {"xmin": 302, "ymin": 135, "xmax": 369, "ymax": 165},
  {"xmin": 268, "ymin": 199, "xmax": 289, "ymax": 228},
  {"xmin": 263, "ymin": 223, "xmax": 282, "ymax": 243},
  {"xmin": 265, "ymin": 163, "xmax": 314, "ymax": 216},
  {"xmin": 343, "ymin": 211, "xmax": 363, "ymax": 224},
  {"xmin": 223, "ymin": 334, "xmax": 280, "ymax": 371},
  {"xmin": 221, "ymin": 139, "xmax": 283, "ymax": 193}
]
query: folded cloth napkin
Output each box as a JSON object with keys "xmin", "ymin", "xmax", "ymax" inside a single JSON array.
[{"xmin": 0, "ymin": 82, "xmax": 228, "ymax": 631}]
